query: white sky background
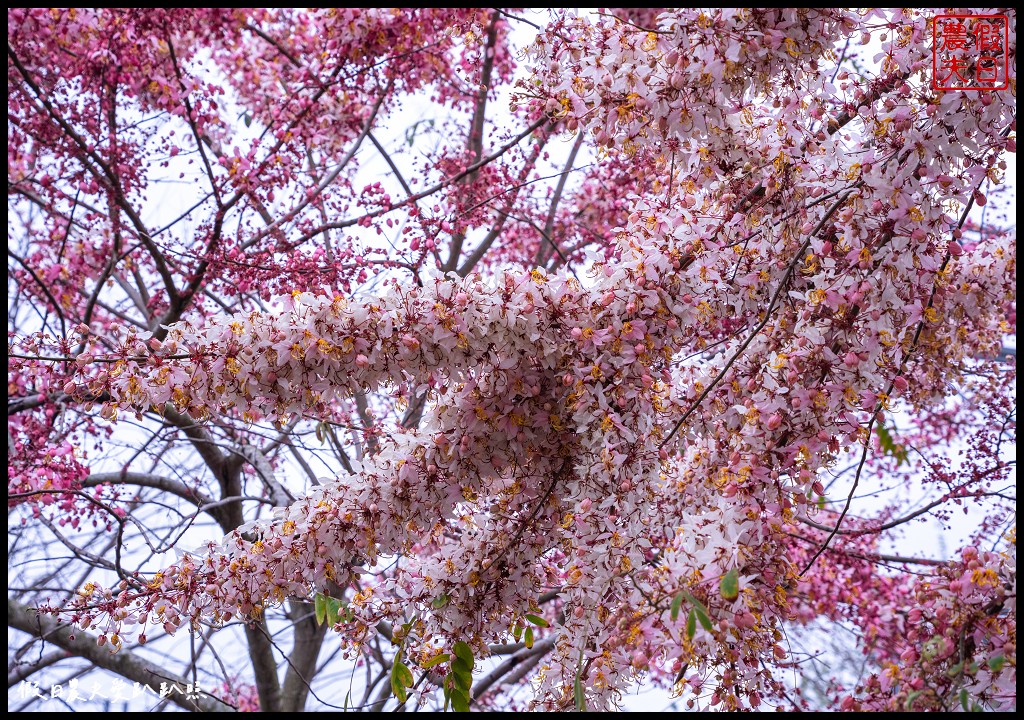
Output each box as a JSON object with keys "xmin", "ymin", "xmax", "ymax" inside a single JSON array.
[{"xmin": 8, "ymin": 8, "xmax": 1016, "ymax": 712}]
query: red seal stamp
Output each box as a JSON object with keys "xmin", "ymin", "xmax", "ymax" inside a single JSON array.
[{"xmin": 932, "ymin": 14, "xmax": 1009, "ymax": 90}]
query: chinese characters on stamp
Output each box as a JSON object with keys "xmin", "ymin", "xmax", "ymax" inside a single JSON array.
[{"xmin": 932, "ymin": 14, "xmax": 1009, "ymax": 91}]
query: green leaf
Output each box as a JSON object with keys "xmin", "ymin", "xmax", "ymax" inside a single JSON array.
[
  {"xmin": 682, "ymin": 591, "xmax": 713, "ymax": 631},
  {"xmin": 422, "ymin": 653, "xmax": 450, "ymax": 669},
  {"xmin": 960, "ymin": 688, "xmax": 970, "ymax": 712},
  {"xmin": 512, "ymin": 624, "xmax": 523, "ymax": 641},
  {"xmin": 694, "ymin": 606, "xmax": 713, "ymax": 632},
  {"xmin": 393, "ymin": 660, "xmax": 414, "ymax": 688},
  {"xmin": 450, "ymin": 690, "xmax": 470, "ymax": 713},
  {"xmin": 314, "ymin": 593, "xmax": 327, "ymax": 625},
  {"xmin": 451, "ymin": 658, "xmax": 473, "ymax": 690},
  {"xmin": 904, "ymin": 689, "xmax": 924, "ymax": 710},
  {"xmin": 390, "ymin": 677, "xmax": 407, "ymax": 703},
  {"xmin": 390, "ymin": 658, "xmax": 413, "ymax": 703},
  {"xmin": 525, "ymin": 613, "xmax": 549, "ymax": 628},
  {"xmin": 875, "ymin": 419, "xmax": 908, "ymax": 466},
  {"xmin": 326, "ymin": 597, "xmax": 344, "ymax": 626},
  {"xmin": 670, "ymin": 592, "xmax": 684, "ymax": 622},
  {"xmin": 453, "ymin": 641, "xmax": 474, "ymax": 669},
  {"xmin": 574, "ymin": 674, "xmax": 587, "ymax": 712},
  {"xmin": 525, "ymin": 626, "xmax": 534, "ymax": 649},
  {"xmin": 947, "ymin": 661, "xmax": 964, "ymax": 678},
  {"xmin": 988, "ymin": 654, "xmax": 1006, "ymax": 672},
  {"xmin": 431, "ymin": 593, "xmax": 449, "ymax": 609},
  {"xmin": 719, "ymin": 568, "xmax": 739, "ymax": 601},
  {"xmin": 686, "ymin": 608, "xmax": 696, "ymax": 640},
  {"xmin": 405, "ymin": 118, "xmax": 435, "ymax": 148}
]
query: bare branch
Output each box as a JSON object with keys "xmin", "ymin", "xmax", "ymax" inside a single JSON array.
[{"xmin": 8, "ymin": 599, "xmax": 235, "ymax": 712}]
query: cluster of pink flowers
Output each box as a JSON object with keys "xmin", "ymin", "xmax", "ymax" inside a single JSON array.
[{"xmin": 840, "ymin": 544, "xmax": 1016, "ymax": 712}]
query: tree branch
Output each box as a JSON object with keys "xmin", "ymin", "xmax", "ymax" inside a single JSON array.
[
  {"xmin": 445, "ymin": 9, "xmax": 501, "ymax": 272},
  {"xmin": 8, "ymin": 599, "xmax": 234, "ymax": 712},
  {"xmin": 280, "ymin": 601, "xmax": 327, "ymax": 711},
  {"xmin": 8, "ymin": 649, "xmax": 69, "ymax": 688},
  {"xmin": 287, "ymin": 117, "xmax": 548, "ymax": 247},
  {"xmin": 81, "ymin": 471, "xmax": 214, "ymax": 508}
]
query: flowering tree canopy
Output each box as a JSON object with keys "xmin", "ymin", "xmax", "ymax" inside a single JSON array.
[{"xmin": 8, "ymin": 7, "xmax": 1016, "ymax": 712}]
